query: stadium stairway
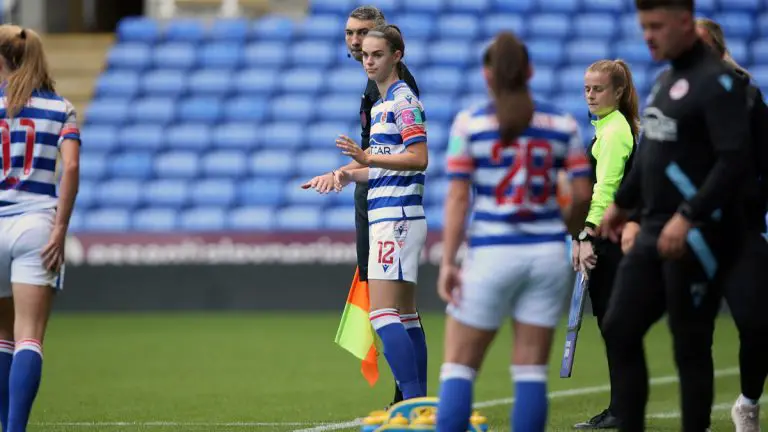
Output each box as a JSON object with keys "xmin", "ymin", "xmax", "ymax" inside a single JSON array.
[{"xmin": 42, "ymin": 33, "xmax": 115, "ymax": 120}]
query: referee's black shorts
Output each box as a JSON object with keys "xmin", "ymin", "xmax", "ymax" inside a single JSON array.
[
  {"xmin": 354, "ymin": 182, "xmax": 370, "ymax": 281},
  {"xmin": 587, "ymin": 238, "xmax": 623, "ymax": 325}
]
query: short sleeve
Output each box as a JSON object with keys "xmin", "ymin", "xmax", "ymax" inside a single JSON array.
[
  {"xmin": 58, "ymin": 99, "xmax": 80, "ymax": 146},
  {"xmin": 393, "ymin": 96, "xmax": 427, "ymax": 147},
  {"xmin": 445, "ymin": 109, "xmax": 474, "ymax": 180},
  {"xmin": 564, "ymin": 115, "xmax": 590, "ymax": 179}
]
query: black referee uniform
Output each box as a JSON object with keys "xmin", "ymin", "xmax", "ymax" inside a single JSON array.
[
  {"xmin": 357, "ymin": 64, "xmax": 420, "ymax": 405},
  {"xmin": 601, "ymin": 39, "xmax": 752, "ymax": 432}
]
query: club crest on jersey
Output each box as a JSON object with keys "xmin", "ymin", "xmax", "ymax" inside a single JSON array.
[
  {"xmin": 393, "ymin": 220, "xmax": 408, "ymax": 248},
  {"xmin": 669, "ymin": 78, "xmax": 689, "ymax": 100}
]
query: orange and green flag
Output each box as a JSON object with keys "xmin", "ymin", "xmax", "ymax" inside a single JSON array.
[{"xmin": 334, "ymin": 266, "xmax": 379, "ymax": 387}]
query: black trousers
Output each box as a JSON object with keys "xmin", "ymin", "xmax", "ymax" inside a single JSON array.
[
  {"xmin": 587, "ymin": 238, "xmax": 624, "ymax": 413},
  {"xmin": 354, "ymin": 183, "xmax": 370, "ymax": 282},
  {"xmin": 723, "ymin": 231, "xmax": 768, "ymax": 401},
  {"xmin": 602, "ymin": 227, "xmax": 731, "ymax": 432}
]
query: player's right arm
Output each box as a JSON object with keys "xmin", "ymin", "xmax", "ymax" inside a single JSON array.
[{"xmin": 438, "ymin": 110, "xmax": 473, "ymax": 304}]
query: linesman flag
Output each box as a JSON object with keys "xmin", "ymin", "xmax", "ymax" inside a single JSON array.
[{"xmin": 334, "ymin": 266, "xmax": 380, "ymax": 386}]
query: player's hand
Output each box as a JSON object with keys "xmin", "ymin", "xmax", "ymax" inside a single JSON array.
[
  {"xmin": 333, "ymin": 170, "xmax": 351, "ymax": 191},
  {"xmin": 578, "ymin": 240, "xmax": 597, "ymax": 275},
  {"xmin": 571, "ymin": 240, "xmax": 581, "ymax": 272},
  {"xmin": 301, "ymin": 172, "xmax": 336, "ymax": 194},
  {"xmin": 596, "ymin": 204, "xmax": 628, "ymax": 243},
  {"xmin": 336, "ymin": 135, "xmax": 370, "ymax": 166},
  {"xmin": 41, "ymin": 226, "xmax": 66, "ymax": 273},
  {"xmin": 621, "ymin": 222, "xmax": 641, "ymax": 254},
  {"xmin": 657, "ymin": 213, "xmax": 691, "ymax": 259},
  {"xmin": 437, "ymin": 263, "xmax": 462, "ymax": 306}
]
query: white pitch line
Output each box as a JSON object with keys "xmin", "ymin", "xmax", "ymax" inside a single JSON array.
[
  {"xmin": 291, "ymin": 367, "xmax": 740, "ymax": 432},
  {"xmin": 648, "ymin": 398, "xmax": 765, "ymax": 419},
  {"xmin": 31, "ymin": 421, "xmax": 320, "ymax": 427}
]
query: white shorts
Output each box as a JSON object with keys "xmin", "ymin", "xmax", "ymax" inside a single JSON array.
[
  {"xmin": 447, "ymin": 242, "xmax": 571, "ymax": 330},
  {"xmin": 0, "ymin": 210, "xmax": 63, "ymax": 298},
  {"xmin": 368, "ymin": 218, "xmax": 427, "ymax": 283}
]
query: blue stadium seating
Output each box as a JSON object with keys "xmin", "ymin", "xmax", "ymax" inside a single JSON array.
[{"xmin": 81, "ymin": 2, "xmax": 768, "ymax": 232}]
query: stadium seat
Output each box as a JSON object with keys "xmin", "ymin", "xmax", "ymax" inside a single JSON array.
[
  {"xmin": 428, "ymin": 122, "xmax": 449, "ymax": 150},
  {"xmin": 323, "ymin": 206, "xmax": 356, "ymax": 230},
  {"xmin": 75, "ymin": 180, "xmax": 95, "ymax": 210},
  {"xmin": 557, "ymin": 66, "xmax": 586, "ymax": 93},
  {"xmin": 80, "ymin": 126, "xmax": 118, "ymax": 152},
  {"xmin": 331, "ymin": 185, "xmax": 355, "ymax": 206},
  {"xmin": 144, "ymin": 179, "xmax": 190, "ymax": 207},
  {"xmin": 529, "ymin": 66, "xmax": 555, "ymax": 96},
  {"xmin": 327, "ymin": 67, "xmax": 367, "ymax": 93},
  {"xmin": 85, "ymin": 99, "xmax": 130, "ymax": 125},
  {"xmin": 250, "ymin": 150, "xmax": 296, "ymax": 177},
  {"xmin": 311, "ymin": 0, "xmax": 355, "ymax": 15},
  {"xmin": 582, "ymin": 0, "xmax": 624, "ymax": 13},
  {"xmin": 279, "ymin": 68, "xmax": 325, "ymax": 94},
  {"xmin": 132, "ymin": 208, "xmax": 179, "ymax": 231},
  {"xmin": 421, "ymin": 95, "xmax": 456, "ymax": 123},
  {"xmin": 153, "ymin": 43, "xmax": 197, "ymax": 69},
  {"xmin": 437, "ymin": 15, "xmax": 481, "ymax": 40},
  {"xmin": 728, "ymin": 40, "xmax": 749, "ymax": 66},
  {"xmin": 752, "ymin": 40, "xmax": 768, "ymax": 65},
  {"xmin": 425, "ymin": 176, "xmax": 449, "ymax": 207},
  {"xmin": 202, "ymin": 151, "xmax": 248, "ymax": 177},
  {"xmin": 190, "ymin": 179, "xmax": 237, "ymax": 206},
  {"xmin": 694, "ymin": 0, "xmax": 716, "ymax": 15},
  {"xmin": 573, "ymin": 14, "xmax": 617, "ymax": 39},
  {"xmin": 307, "ymin": 122, "xmax": 350, "ymax": 148},
  {"xmin": 284, "ymin": 178, "xmax": 330, "ymax": 206},
  {"xmin": 210, "ymin": 19, "xmax": 250, "ymax": 42},
  {"xmin": 491, "ymin": 0, "xmax": 533, "ymax": 13},
  {"xmin": 527, "ymin": 40, "xmax": 564, "ymax": 66},
  {"xmin": 466, "ymin": 67, "xmax": 485, "ymax": 93},
  {"xmin": 620, "ymin": 14, "xmax": 642, "ymax": 39},
  {"xmin": 141, "ymin": 69, "xmax": 187, "ymax": 97},
  {"xmin": 107, "ymin": 43, "xmax": 152, "ymax": 70},
  {"xmin": 539, "ymin": 0, "xmax": 580, "ymax": 13},
  {"xmin": 178, "ymin": 97, "xmax": 223, "ymax": 122},
  {"xmin": 80, "ymin": 153, "xmax": 107, "ymax": 180},
  {"xmin": 199, "ymin": 42, "xmax": 243, "ymax": 69},
  {"xmin": 713, "ymin": 13, "xmax": 755, "ymax": 39},
  {"xmin": 97, "ymin": 179, "xmax": 142, "ymax": 208},
  {"xmin": 290, "ymin": 41, "xmax": 335, "ymax": 67},
  {"xmin": 165, "ymin": 19, "xmax": 207, "ymax": 42},
  {"xmin": 317, "ymin": 96, "xmax": 360, "ymax": 122},
  {"xmin": 447, "ymin": 0, "xmax": 489, "ymax": 14},
  {"xmin": 179, "ymin": 207, "xmax": 227, "ymax": 231},
  {"xmin": 108, "ymin": 151, "xmax": 154, "ymax": 179},
  {"xmin": 298, "ymin": 15, "xmax": 344, "ymax": 40},
  {"xmin": 224, "ymin": 96, "xmax": 268, "ymax": 122},
  {"xmin": 428, "ymin": 40, "xmax": 472, "ymax": 67},
  {"xmin": 758, "ymin": 13, "xmax": 768, "ymax": 38},
  {"xmin": 238, "ymin": 178, "xmax": 285, "ymax": 206},
  {"xmin": 154, "ymin": 151, "xmax": 200, "ymax": 178},
  {"xmin": 528, "ymin": 14, "xmax": 571, "ymax": 39},
  {"xmin": 84, "ymin": 208, "xmax": 131, "ymax": 232},
  {"xmin": 251, "ymin": 15, "xmax": 296, "ymax": 41},
  {"xmin": 566, "ymin": 40, "xmax": 611, "ymax": 67},
  {"xmin": 96, "ymin": 71, "xmax": 140, "ymax": 98},
  {"xmin": 400, "ymin": 0, "xmax": 443, "ymax": 15},
  {"xmin": 118, "ymin": 124, "xmax": 165, "ymax": 151},
  {"xmin": 482, "ymin": 14, "xmax": 526, "ymax": 39},
  {"xmin": 426, "ymin": 151, "xmax": 446, "ymax": 178},
  {"xmin": 750, "ymin": 66, "xmax": 768, "ymax": 88},
  {"xmin": 296, "ymin": 151, "xmax": 341, "ymax": 176},
  {"xmin": 613, "ymin": 39, "xmax": 653, "ymax": 64},
  {"xmin": 403, "ymin": 41, "xmax": 427, "ymax": 68},
  {"xmin": 243, "ymin": 42, "xmax": 288, "ymax": 68},
  {"xmin": 420, "ymin": 67, "xmax": 462, "ymax": 94},
  {"xmin": 554, "ymin": 94, "xmax": 587, "ymax": 119},
  {"xmin": 189, "ymin": 69, "xmax": 233, "ymax": 96},
  {"xmin": 117, "ymin": 17, "xmax": 160, "ymax": 43},
  {"xmin": 227, "ymin": 206, "xmax": 275, "ymax": 231},
  {"xmin": 274, "ymin": 206, "xmax": 323, "ymax": 230},
  {"xmin": 394, "ymin": 14, "xmax": 436, "ymax": 40},
  {"xmin": 459, "ymin": 93, "xmax": 487, "ymax": 111},
  {"xmin": 130, "ymin": 97, "xmax": 176, "ymax": 124},
  {"xmin": 354, "ymin": 0, "xmax": 398, "ymax": 13},
  {"xmin": 721, "ymin": 0, "xmax": 760, "ymax": 13},
  {"xmin": 425, "ymin": 205, "xmax": 444, "ymax": 230},
  {"xmin": 235, "ymin": 68, "xmax": 279, "ymax": 95},
  {"xmin": 212, "ymin": 123, "xmax": 260, "ymax": 149},
  {"xmin": 270, "ymin": 95, "xmax": 316, "ymax": 123}
]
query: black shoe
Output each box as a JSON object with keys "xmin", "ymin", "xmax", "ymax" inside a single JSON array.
[{"xmin": 573, "ymin": 409, "xmax": 620, "ymax": 429}]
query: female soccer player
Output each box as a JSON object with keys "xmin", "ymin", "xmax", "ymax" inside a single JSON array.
[
  {"xmin": 572, "ymin": 59, "xmax": 639, "ymax": 430},
  {"xmin": 0, "ymin": 25, "xmax": 80, "ymax": 432},
  {"xmin": 334, "ymin": 24, "xmax": 429, "ymax": 400},
  {"xmin": 435, "ymin": 32, "xmax": 593, "ymax": 432}
]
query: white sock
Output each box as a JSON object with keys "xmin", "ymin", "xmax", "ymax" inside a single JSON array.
[{"xmin": 738, "ymin": 394, "xmax": 758, "ymax": 406}]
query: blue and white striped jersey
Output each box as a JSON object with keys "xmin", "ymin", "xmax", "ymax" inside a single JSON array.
[
  {"xmin": 367, "ymin": 80, "xmax": 427, "ymax": 225},
  {"xmin": 0, "ymin": 89, "xmax": 80, "ymax": 217},
  {"xmin": 446, "ymin": 99, "xmax": 590, "ymax": 247}
]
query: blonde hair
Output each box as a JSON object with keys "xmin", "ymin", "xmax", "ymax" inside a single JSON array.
[
  {"xmin": 586, "ymin": 59, "xmax": 640, "ymax": 138},
  {"xmin": 0, "ymin": 25, "xmax": 55, "ymax": 118}
]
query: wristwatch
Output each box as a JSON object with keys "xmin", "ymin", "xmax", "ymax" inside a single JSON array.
[{"xmin": 577, "ymin": 230, "xmax": 595, "ymax": 243}]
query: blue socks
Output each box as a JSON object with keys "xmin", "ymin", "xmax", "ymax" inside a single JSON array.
[
  {"xmin": 437, "ymin": 363, "xmax": 476, "ymax": 432},
  {"xmin": 7, "ymin": 339, "xmax": 43, "ymax": 432},
  {"xmin": 401, "ymin": 313, "xmax": 427, "ymax": 396},
  {"xmin": 0, "ymin": 341, "xmax": 13, "ymax": 432},
  {"xmin": 370, "ymin": 309, "xmax": 422, "ymax": 399},
  {"xmin": 511, "ymin": 365, "xmax": 549, "ymax": 432}
]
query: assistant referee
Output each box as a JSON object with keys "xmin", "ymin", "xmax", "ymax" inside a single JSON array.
[{"xmin": 301, "ymin": 6, "xmax": 423, "ymax": 408}]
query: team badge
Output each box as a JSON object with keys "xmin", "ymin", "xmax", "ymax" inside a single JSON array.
[
  {"xmin": 669, "ymin": 78, "xmax": 689, "ymax": 100},
  {"xmin": 380, "ymin": 110, "xmax": 388, "ymax": 124},
  {"xmin": 393, "ymin": 220, "xmax": 408, "ymax": 248}
]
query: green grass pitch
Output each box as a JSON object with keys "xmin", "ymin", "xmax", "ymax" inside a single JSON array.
[{"xmin": 27, "ymin": 312, "xmax": 765, "ymax": 431}]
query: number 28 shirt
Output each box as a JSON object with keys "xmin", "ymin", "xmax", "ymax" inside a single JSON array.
[{"xmin": 446, "ymin": 100, "xmax": 590, "ymax": 247}]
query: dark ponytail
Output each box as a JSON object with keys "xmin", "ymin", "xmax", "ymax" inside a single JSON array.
[
  {"xmin": 484, "ymin": 32, "xmax": 534, "ymax": 145},
  {"xmin": 366, "ymin": 24, "xmax": 406, "ymax": 79}
]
